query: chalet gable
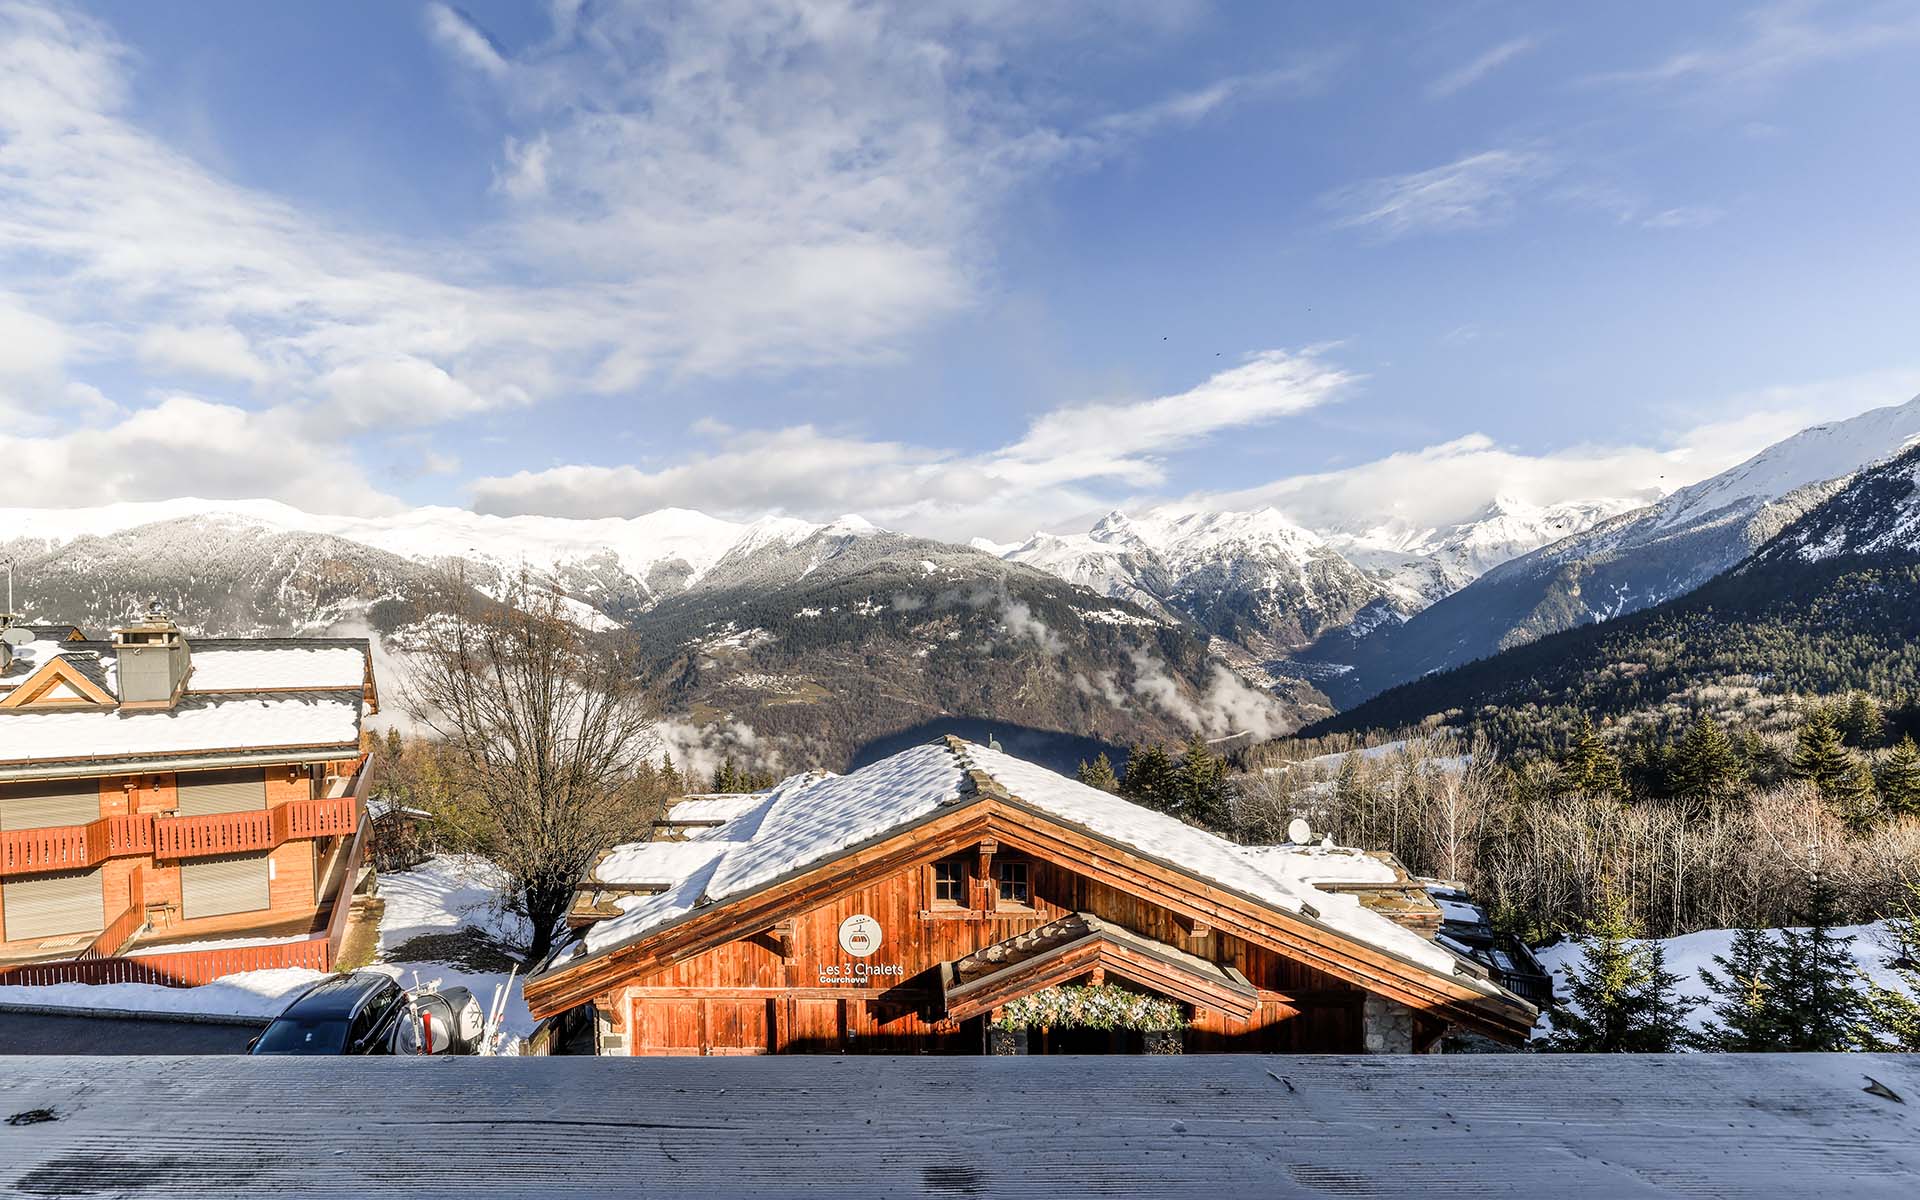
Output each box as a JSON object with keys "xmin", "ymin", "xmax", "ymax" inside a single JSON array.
[
  {"xmin": 526, "ymin": 738, "xmax": 1537, "ymax": 1042},
  {"xmin": 0, "ymin": 653, "xmax": 117, "ymax": 710}
]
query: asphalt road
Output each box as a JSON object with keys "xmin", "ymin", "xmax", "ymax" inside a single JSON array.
[{"xmin": 0, "ymin": 1009, "xmax": 265, "ymax": 1055}]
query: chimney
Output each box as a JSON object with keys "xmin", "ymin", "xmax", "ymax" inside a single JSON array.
[{"xmin": 114, "ymin": 600, "xmax": 191, "ymax": 707}]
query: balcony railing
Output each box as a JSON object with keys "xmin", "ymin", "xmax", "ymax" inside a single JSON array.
[
  {"xmin": 0, "ymin": 754, "xmax": 369, "ymax": 876},
  {"xmin": 0, "ymin": 813, "xmax": 154, "ymax": 877}
]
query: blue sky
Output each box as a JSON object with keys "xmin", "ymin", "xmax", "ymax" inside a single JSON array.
[{"xmin": 1, "ymin": 0, "xmax": 1917, "ymax": 540}]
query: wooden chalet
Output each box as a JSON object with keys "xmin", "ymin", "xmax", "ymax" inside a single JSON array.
[
  {"xmin": 524, "ymin": 737, "xmax": 1536, "ymax": 1055},
  {"xmin": 0, "ymin": 607, "xmax": 377, "ymax": 981}
]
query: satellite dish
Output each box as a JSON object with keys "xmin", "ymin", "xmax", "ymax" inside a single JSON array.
[
  {"xmin": 1, "ymin": 626, "xmax": 34, "ymax": 647},
  {"xmin": 1286, "ymin": 817, "xmax": 1312, "ymax": 845}
]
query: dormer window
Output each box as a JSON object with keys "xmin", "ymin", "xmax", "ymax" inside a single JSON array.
[
  {"xmin": 996, "ymin": 859, "xmax": 1030, "ymax": 906},
  {"xmin": 932, "ymin": 859, "xmax": 967, "ymax": 906}
]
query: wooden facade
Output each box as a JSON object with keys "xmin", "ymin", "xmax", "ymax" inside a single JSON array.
[{"xmin": 526, "ymin": 756, "xmax": 1535, "ymax": 1055}]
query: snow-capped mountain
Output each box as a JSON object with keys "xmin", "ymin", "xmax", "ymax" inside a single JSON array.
[
  {"xmin": 1326, "ymin": 496, "xmax": 1646, "ymax": 608},
  {"xmin": 1003, "ymin": 507, "xmax": 1387, "ymax": 656},
  {"xmin": 1, "ymin": 499, "xmax": 1322, "ymax": 770},
  {"xmin": 0, "ymin": 498, "xmax": 855, "ymax": 620},
  {"xmin": 1304, "ymin": 392, "xmax": 1920, "ymax": 707},
  {"xmin": 997, "ymin": 496, "xmax": 1635, "ymax": 661}
]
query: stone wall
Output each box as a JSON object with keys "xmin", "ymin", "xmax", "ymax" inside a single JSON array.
[{"xmin": 1362, "ymin": 993, "xmax": 1416, "ymax": 1054}]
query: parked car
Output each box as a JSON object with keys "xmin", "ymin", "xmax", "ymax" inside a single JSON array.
[
  {"xmin": 249, "ymin": 970, "xmax": 489, "ymax": 1056},
  {"xmin": 250, "ymin": 971, "xmax": 413, "ymax": 1055}
]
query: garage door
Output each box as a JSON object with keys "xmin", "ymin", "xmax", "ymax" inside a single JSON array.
[
  {"xmin": 181, "ymin": 852, "xmax": 270, "ymax": 918},
  {"xmin": 0, "ymin": 778, "xmax": 101, "ymax": 830},
  {"xmin": 2, "ymin": 867, "xmax": 104, "ymax": 941},
  {"xmin": 176, "ymin": 769, "xmax": 267, "ymax": 816}
]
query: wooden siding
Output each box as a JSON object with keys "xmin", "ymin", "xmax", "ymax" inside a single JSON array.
[{"xmin": 606, "ymin": 849, "xmax": 1364, "ymax": 1055}]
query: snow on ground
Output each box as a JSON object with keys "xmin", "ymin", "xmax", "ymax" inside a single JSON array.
[
  {"xmin": 1532, "ymin": 921, "xmax": 1912, "ymax": 1041},
  {"xmin": 374, "ymin": 855, "xmax": 535, "ymax": 1037},
  {"xmin": 127, "ymin": 932, "xmax": 317, "ymax": 957},
  {"xmin": 376, "ymin": 854, "xmax": 530, "ymax": 953},
  {"xmin": 0, "ymin": 968, "xmax": 325, "ymax": 1019}
]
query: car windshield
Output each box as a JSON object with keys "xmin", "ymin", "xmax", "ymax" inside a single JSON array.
[{"xmin": 253, "ymin": 1016, "xmax": 350, "ymax": 1055}]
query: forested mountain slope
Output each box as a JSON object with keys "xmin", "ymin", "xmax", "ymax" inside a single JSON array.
[{"xmin": 1305, "ymin": 442, "xmax": 1920, "ymax": 751}]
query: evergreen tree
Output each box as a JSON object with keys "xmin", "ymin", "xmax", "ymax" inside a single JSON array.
[
  {"xmin": 1120, "ymin": 744, "xmax": 1176, "ymax": 811},
  {"xmin": 712, "ymin": 756, "xmax": 741, "ymax": 793},
  {"xmin": 1669, "ymin": 715, "xmax": 1744, "ymax": 814},
  {"xmin": 1076, "ymin": 752, "xmax": 1120, "ymax": 794},
  {"xmin": 1546, "ymin": 890, "xmax": 1696, "ymax": 1052},
  {"xmin": 1696, "ymin": 927, "xmax": 1784, "ymax": 1051},
  {"xmin": 1791, "ymin": 706, "xmax": 1857, "ymax": 798},
  {"xmin": 1839, "ymin": 692, "xmax": 1886, "ymax": 749},
  {"xmin": 1174, "ymin": 734, "xmax": 1231, "ymax": 829},
  {"xmin": 1861, "ymin": 884, "xmax": 1920, "ymax": 1051},
  {"xmin": 1876, "ymin": 735, "xmax": 1920, "ymax": 815},
  {"xmin": 384, "ymin": 727, "xmax": 404, "ymax": 761},
  {"xmin": 1767, "ymin": 873, "xmax": 1871, "ymax": 1051},
  {"xmin": 1835, "ymin": 756, "xmax": 1881, "ymax": 830},
  {"xmin": 1554, "ymin": 716, "xmax": 1625, "ymax": 800},
  {"xmin": 659, "ymin": 753, "xmax": 683, "ymax": 797}
]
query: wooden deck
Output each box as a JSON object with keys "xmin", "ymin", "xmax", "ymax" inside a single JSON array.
[{"xmin": 3, "ymin": 1054, "xmax": 1917, "ymax": 1197}]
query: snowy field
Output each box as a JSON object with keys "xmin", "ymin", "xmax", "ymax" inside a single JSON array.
[
  {"xmin": 1533, "ymin": 921, "xmax": 1912, "ymax": 1041},
  {"xmin": 0, "ymin": 856, "xmax": 536, "ymax": 1037}
]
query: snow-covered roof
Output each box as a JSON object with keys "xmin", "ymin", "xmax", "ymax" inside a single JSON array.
[
  {"xmin": 1232, "ymin": 843, "xmax": 1402, "ymax": 887},
  {"xmin": 0, "ymin": 693, "xmax": 364, "ymax": 771},
  {"xmin": 566, "ymin": 738, "xmax": 1479, "ymax": 986},
  {"xmin": 185, "ymin": 646, "xmax": 368, "ymax": 692},
  {"xmin": 663, "ymin": 794, "xmax": 773, "ymax": 824},
  {"xmin": 595, "ymin": 840, "xmax": 735, "ymax": 887}
]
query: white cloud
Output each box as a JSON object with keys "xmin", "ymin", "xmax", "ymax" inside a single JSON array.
[
  {"xmin": 1194, "ymin": 367, "xmax": 1920, "ymax": 534},
  {"xmin": 1324, "ymin": 148, "xmax": 1554, "ymax": 238},
  {"xmin": 136, "ymin": 325, "xmax": 272, "ymax": 386},
  {"xmin": 1428, "ymin": 36, "xmax": 1538, "ymax": 98},
  {"xmin": 320, "ymin": 356, "xmax": 520, "ymax": 432},
  {"xmin": 1591, "ymin": 1, "xmax": 1920, "ymax": 95},
  {"xmin": 0, "ymin": 395, "xmax": 395, "ymax": 514},
  {"xmin": 471, "ymin": 348, "xmax": 1352, "ymax": 537}
]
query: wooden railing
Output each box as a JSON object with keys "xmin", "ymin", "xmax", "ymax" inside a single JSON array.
[
  {"xmin": 0, "ymin": 813, "xmax": 155, "ymax": 877},
  {"xmin": 78, "ymin": 865, "xmax": 147, "ymax": 961},
  {"xmin": 7, "ymin": 757, "xmax": 372, "ymax": 869},
  {"xmin": 0, "ymin": 934, "xmax": 331, "ymax": 988}
]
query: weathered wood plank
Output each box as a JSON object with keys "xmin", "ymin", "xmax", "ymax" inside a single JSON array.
[{"xmin": 2, "ymin": 1055, "xmax": 1917, "ymax": 1197}]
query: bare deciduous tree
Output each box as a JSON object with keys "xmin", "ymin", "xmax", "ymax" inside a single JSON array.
[{"xmin": 406, "ymin": 576, "xmax": 657, "ymax": 963}]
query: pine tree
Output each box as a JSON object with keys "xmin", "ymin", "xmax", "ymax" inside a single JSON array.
[
  {"xmin": 1696, "ymin": 927, "xmax": 1784, "ymax": 1051},
  {"xmin": 1861, "ymin": 884, "xmax": 1920, "ymax": 1051},
  {"xmin": 384, "ymin": 727, "xmax": 404, "ymax": 761},
  {"xmin": 1546, "ymin": 890, "xmax": 1697, "ymax": 1052},
  {"xmin": 712, "ymin": 756, "xmax": 741, "ymax": 793},
  {"xmin": 1877, "ymin": 735, "xmax": 1920, "ymax": 816},
  {"xmin": 1175, "ymin": 734, "xmax": 1230, "ymax": 829},
  {"xmin": 659, "ymin": 752, "xmax": 683, "ymax": 797},
  {"xmin": 1835, "ymin": 756, "xmax": 1881, "ymax": 830},
  {"xmin": 1554, "ymin": 716, "xmax": 1625, "ymax": 800},
  {"xmin": 1076, "ymin": 752, "xmax": 1120, "ymax": 794},
  {"xmin": 1670, "ymin": 715, "xmax": 1743, "ymax": 814},
  {"xmin": 1767, "ymin": 873, "xmax": 1871, "ymax": 1051},
  {"xmin": 1839, "ymin": 692, "xmax": 1886, "ymax": 749},
  {"xmin": 1791, "ymin": 706, "xmax": 1857, "ymax": 798},
  {"xmin": 1120, "ymin": 744, "xmax": 1176, "ymax": 811}
]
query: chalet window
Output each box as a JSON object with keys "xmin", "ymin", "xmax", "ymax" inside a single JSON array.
[
  {"xmin": 996, "ymin": 860, "xmax": 1030, "ymax": 906},
  {"xmin": 932, "ymin": 859, "xmax": 966, "ymax": 906}
]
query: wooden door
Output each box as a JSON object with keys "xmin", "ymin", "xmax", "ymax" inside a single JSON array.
[
  {"xmin": 632, "ymin": 998, "xmax": 703, "ymax": 1056},
  {"xmin": 705, "ymin": 999, "xmax": 772, "ymax": 1055}
]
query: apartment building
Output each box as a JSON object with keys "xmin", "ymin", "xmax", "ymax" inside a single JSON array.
[{"xmin": 0, "ymin": 607, "xmax": 376, "ymax": 974}]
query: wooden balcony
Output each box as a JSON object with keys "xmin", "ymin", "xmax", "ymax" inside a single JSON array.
[
  {"xmin": 0, "ymin": 813, "xmax": 154, "ymax": 878},
  {"xmin": 151, "ymin": 795, "xmax": 362, "ymax": 859},
  {"xmin": 0, "ymin": 755, "xmax": 370, "ymax": 874}
]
